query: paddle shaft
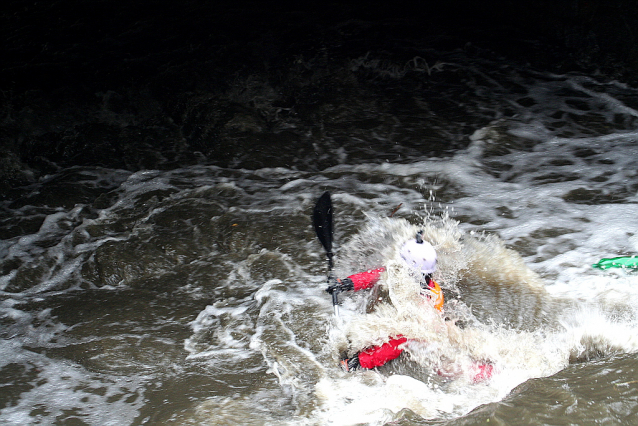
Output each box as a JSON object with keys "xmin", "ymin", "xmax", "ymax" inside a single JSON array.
[{"xmin": 313, "ymin": 191, "xmax": 340, "ymax": 315}]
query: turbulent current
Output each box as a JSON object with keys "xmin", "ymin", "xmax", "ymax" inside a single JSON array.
[{"xmin": 3, "ymin": 19, "xmax": 638, "ymax": 425}]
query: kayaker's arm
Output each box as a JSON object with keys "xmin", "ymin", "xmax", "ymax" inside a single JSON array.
[
  {"xmin": 326, "ymin": 267, "xmax": 386, "ymax": 295},
  {"xmin": 340, "ymin": 336, "xmax": 407, "ymax": 371}
]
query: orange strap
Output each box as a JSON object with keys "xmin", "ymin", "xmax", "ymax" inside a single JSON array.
[{"xmin": 428, "ymin": 280, "xmax": 444, "ymax": 311}]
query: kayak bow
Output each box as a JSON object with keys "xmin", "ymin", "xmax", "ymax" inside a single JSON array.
[{"xmin": 592, "ymin": 256, "xmax": 638, "ymax": 270}]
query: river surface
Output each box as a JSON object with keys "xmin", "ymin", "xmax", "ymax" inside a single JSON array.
[{"xmin": 2, "ymin": 4, "xmax": 638, "ymax": 425}]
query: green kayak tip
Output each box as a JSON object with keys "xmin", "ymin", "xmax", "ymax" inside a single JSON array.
[{"xmin": 592, "ymin": 256, "xmax": 638, "ymax": 270}]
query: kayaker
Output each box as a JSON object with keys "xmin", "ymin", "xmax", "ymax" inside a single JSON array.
[{"xmin": 327, "ymin": 231, "xmax": 493, "ymax": 382}]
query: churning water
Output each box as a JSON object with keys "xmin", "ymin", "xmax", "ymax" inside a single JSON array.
[{"xmin": 3, "ymin": 21, "xmax": 638, "ymax": 425}]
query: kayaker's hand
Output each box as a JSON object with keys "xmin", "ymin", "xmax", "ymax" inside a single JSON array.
[
  {"xmin": 326, "ymin": 278, "xmax": 354, "ymax": 294},
  {"xmin": 340, "ymin": 354, "xmax": 360, "ymax": 372}
]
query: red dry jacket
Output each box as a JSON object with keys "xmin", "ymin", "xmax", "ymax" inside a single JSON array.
[
  {"xmin": 347, "ymin": 267, "xmax": 386, "ymax": 291},
  {"xmin": 358, "ymin": 336, "xmax": 407, "ymax": 369},
  {"xmin": 344, "ymin": 267, "xmax": 406, "ymax": 368}
]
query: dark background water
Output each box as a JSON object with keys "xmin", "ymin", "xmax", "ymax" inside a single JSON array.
[{"xmin": 2, "ymin": 0, "xmax": 638, "ymax": 198}]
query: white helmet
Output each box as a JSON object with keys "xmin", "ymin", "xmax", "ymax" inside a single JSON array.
[{"xmin": 400, "ymin": 236, "xmax": 437, "ymax": 274}]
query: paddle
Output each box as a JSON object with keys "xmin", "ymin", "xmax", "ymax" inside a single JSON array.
[{"xmin": 313, "ymin": 191, "xmax": 339, "ymax": 314}]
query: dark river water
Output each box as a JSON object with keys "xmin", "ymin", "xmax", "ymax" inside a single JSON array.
[{"xmin": 2, "ymin": 2, "xmax": 638, "ymax": 425}]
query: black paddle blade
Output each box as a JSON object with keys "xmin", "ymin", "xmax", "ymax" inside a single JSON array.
[
  {"xmin": 314, "ymin": 191, "xmax": 337, "ymax": 311},
  {"xmin": 313, "ymin": 191, "xmax": 333, "ymax": 255}
]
